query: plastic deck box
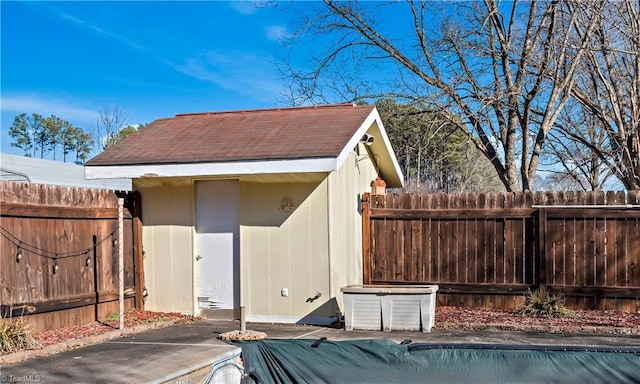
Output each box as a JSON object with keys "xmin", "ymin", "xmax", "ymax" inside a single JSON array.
[{"xmin": 341, "ymin": 285, "xmax": 439, "ymax": 332}]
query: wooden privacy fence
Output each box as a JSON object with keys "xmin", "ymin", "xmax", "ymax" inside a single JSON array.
[
  {"xmin": 362, "ymin": 191, "xmax": 640, "ymax": 311},
  {"xmin": 0, "ymin": 181, "xmax": 143, "ymax": 330}
]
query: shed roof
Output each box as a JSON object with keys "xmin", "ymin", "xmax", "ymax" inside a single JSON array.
[
  {"xmin": 85, "ymin": 104, "xmax": 403, "ymax": 187},
  {"xmin": 88, "ymin": 104, "xmax": 376, "ymax": 165}
]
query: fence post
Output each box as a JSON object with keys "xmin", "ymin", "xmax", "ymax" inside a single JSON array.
[
  {"xmin": 536, "ymin": 207, "xmax": 547, "ymax": 290},
  {"xmin": 362, "ymin": 193, "xmax": 371, "ymax": 285},
  {"xmin": 118, "ymin": 198, "xmax": 125, "ymax": 330},
  {"xmin": 93, "ymin": 234, "xmax": 99, "ymax": 322}
]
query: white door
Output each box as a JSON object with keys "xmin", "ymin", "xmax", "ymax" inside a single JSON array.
[{"xmin": 195, "ymin": 180, "xmax": 239, "ymax": 314}]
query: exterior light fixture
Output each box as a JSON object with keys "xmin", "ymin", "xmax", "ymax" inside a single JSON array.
[{"xmin": 360, "ymin": 133, "xmax": 375, "ymax": 146}]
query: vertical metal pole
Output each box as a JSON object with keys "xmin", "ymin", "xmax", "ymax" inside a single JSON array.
[
  {"xmin": 240, "ymin": 306, "xmax": 246, "ymax": 333},
  {"xmin": 118, "ymin": 198, "xmax": 125, "ymax": 330}
]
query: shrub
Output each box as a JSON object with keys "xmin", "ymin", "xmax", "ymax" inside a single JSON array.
[
  {"xmin": 519, "ymin": 288, "xmax": 570, "ymax": 317},
  {"xmin": 0, "ymin": 317, "xmax": 39, "ymax": 354}
]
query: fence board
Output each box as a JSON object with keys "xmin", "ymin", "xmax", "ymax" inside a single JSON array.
[
  {"xmin": 464, "ymin": 194, "xmax": 476, "ymax": 284},
  {"xmin": 401, "ymin": 194, "xmax": 412, "ymax": 280},
  {"xmin": 632, "ymin": 218, "xmax": 640, "ymax": 292},
  {"xmin": 595, "ymin": 218, "xmax": 606, "ymax": 286},
  {"xmin": 410, "ymin": 194, "xmax": 421, "ymax": 283},
  {"xmin": 428, "ymin": 196, "xmax": 438, "ymax": 281},
  {"xmin": 363, "ymin": 191, "xmax": 640, "ymax": 311},
  {"xmin": 504, "ymin": 194, "xmax": 514, "ymax": 285},
  {"xmin": 512, "ymin": 195, "xmax": 525, "ymax": 283}
]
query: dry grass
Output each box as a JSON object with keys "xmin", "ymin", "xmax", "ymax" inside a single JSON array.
[
  {"xmin": 518, "ymin": 288, "xmax": 570, "ymax": 318},
  {"xmin": 0, "ymin": 317, "xmax": 40, "ymax": 354}
]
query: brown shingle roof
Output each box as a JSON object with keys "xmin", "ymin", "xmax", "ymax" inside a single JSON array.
[{"xmin": 86, "ymin": 104, "xmax": 376, "ymax": 166}]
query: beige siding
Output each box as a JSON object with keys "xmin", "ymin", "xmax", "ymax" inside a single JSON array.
[
  {"xmin": 240, "ymin": 180, "xmax": 331, "ymax": 321},
  {"xmin": 328, "ymin": 144, "xmax": 379, "ymax": 310},
  {"xmin": 131, "ymin": 151, "xmax": 377, "ymax": 321},
  {"xmin": 134, "ymin": 178, "xmax": 194, "ymax": 314}
]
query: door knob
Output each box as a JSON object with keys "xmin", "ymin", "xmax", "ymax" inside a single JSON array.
[{"xmin": 196, "ymin": 254, "xmax": 203, "ymax": 261}]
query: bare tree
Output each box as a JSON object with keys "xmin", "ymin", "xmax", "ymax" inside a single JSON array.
[
  {"xmin": 562, "ymin": 1, "xmax": 640, "ymax": 190},
  {"xmin": 282, "ymin": 0, "xmax": 603, "ymax": 192},
  {"xmin": 376, "ymin": 99, "xmax": 502, "ymax": 192},
  {"xmin": 94, "ymin": 106, "xmax": 130, "ymax": 151},
  {"xmin": 542, "ymin": 100, "xmax": 616, "ymax": 191},
  {"xmin": 453, "ymin": 145, "xmax": 507, "ymax": 193},
  {"xmin": 535, "ymin": 172, "xmax": 590, "ymax": 191}
]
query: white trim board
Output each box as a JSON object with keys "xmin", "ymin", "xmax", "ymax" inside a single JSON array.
[{"xmin": 85, "ymin": 158, "xmax": 338, "ymax": 179}]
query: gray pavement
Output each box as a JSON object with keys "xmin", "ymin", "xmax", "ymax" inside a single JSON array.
[
  {"xmin": 1, "ymin": 320, "xmax": 639, "ymax": 384},
  {"xmin": 0, "ymin": 322, "xmax": 239, "ymax": 384}
]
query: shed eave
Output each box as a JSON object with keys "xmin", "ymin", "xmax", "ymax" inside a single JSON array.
[
  {"xmin": 336, "ymin": 107, "xmax": 404, "ymax": 188},
  {"xmin": 84, "ymin": 158, "xmax": 339, "ymax": 179}
]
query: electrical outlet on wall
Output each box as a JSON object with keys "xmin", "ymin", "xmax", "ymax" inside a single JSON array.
[{"xmin": 281, "ymin": 288, "xmax": 288, "ymax": 297}]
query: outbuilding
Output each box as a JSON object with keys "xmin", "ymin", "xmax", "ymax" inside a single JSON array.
[{"xmin": 85, "ymin": 103, "xmax": 403, "ymax": 325}]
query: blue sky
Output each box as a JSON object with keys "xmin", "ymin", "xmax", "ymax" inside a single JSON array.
[{"xmin": 1, "ymin": 1, "xmax": 323, "ymax": 158}]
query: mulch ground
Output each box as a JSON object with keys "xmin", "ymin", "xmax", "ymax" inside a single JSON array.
[
  {"xmin": 435, "ymin": 306, "xmax": 640, "ymax": 331},
  {"xmin": 11, "ymin": 306, "xmax": 640, "ymax": 353},
  {"xmin": 31, "ymin": 309, "xmax": 197, "ymax": 347}
]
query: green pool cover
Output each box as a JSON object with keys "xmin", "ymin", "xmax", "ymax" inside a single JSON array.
[{"xmin": 237, "ymin": 338, "xmax": 640, "ymax": 383}]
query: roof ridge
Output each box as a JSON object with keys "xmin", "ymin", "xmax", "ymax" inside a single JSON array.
[{"xmin": 174, "ymin": 103, "xmax": 364, "ymax": 117}]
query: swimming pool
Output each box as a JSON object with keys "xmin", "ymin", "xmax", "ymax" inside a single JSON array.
[{"xmin": 236, "ymin": 338, "xmax": 640, "ymax": 383}]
